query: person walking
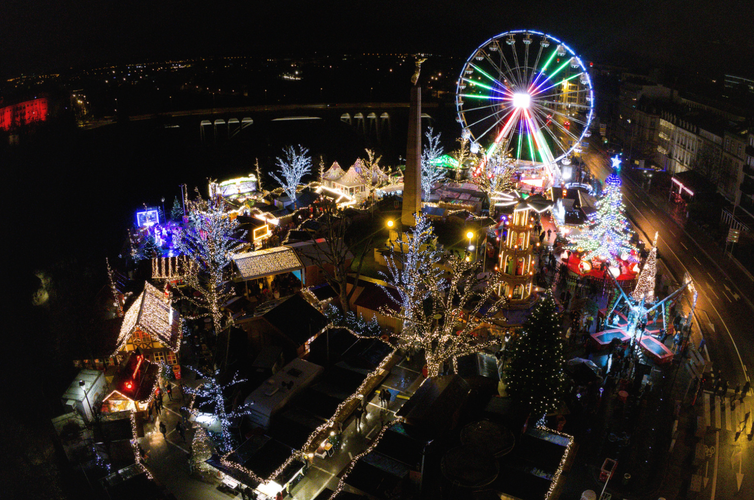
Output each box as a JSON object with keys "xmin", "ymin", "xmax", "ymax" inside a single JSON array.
[
  {"xmin": 175, "ymin": 421, "xmax": 186, "ymax": 442},
  {"xmin": 167, "ymin": 384, "xmax": 173, "ymax": 401},
  {"xmin": 159, "ymin": 421, "xmax": 167, "ymax": 439},
  {"xmin": 353, "ymin": 406, "xmax": 363, "ymax": 431}
]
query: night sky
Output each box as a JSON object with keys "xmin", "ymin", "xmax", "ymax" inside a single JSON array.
[{"xmin": 2, "ymin": 0, "xmax": 753, "ymax": 77}]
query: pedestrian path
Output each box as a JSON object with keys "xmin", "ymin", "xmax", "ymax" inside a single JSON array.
[{"xmin": 702, "ymin": 391, "xmax": 754, "ymax": 433}]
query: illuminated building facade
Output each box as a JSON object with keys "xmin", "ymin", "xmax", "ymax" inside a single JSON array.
[{"xmin": 0, "ymin": 97, "xmax": 48, "ymax": 130}]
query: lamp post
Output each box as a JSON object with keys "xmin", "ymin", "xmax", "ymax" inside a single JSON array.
[
  {"xmin": 79, "ymin": 380, "xmax": 94, "ymax": 423},
  {"xmin": 466, "ymin": 230, "xmax": 475, "ymax": 263}
]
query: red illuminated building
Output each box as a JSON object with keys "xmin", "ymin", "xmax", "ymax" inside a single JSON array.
[{"xmin": 0, "ymin": 97, "xmax": 48, "ymax": 131}]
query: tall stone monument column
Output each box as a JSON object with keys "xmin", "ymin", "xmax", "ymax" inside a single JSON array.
[{"xmin": 402, "ymin": 61, "xmax": 423, "ymax": 227}]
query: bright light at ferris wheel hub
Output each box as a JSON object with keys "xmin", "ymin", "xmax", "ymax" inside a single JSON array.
[{"xmin": 512, "ymin": 93, "xmax": 531, "ymax": 109}]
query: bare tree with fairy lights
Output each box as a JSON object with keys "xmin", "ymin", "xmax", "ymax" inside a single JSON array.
[
  {"xmin": 175, "ymin": 194, "xmax": 245, "ymax": 367},
  {"xmin": 356, "ymin": 149, "xmax": 387, "ymax": 202},
  {"xmin": 270, "ymin": 145, "xmax": 312, "ymax": 209},
  {"xmin": 185, "ymin": 367, "xmax": 254, "ymax": 454},
  {"xmin": 472, "ymin": 150, "xmax": 516, "ymax": 212},
  {"xmin": 504, "ymin": 290, "xmax": 566, "ymax": 423},
  {"xmin": 420, "ymin": 127, "xmax": 445, "ymax": 200},
  {"xmin": 380, "ymin": 213, "xmax": 506, "ymax": 377},
  {"xmin": 300, "ymin": 204, "xmax": 375, "ymax": 314}
]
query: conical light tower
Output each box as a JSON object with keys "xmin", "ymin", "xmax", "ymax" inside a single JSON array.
[{"xmin": 631, "ymin": 233, "xmax": 658, "ymax": 303}]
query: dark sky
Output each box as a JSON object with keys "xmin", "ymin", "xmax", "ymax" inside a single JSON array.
[{"xmin": 1, "ymin": 0, "xmax": 752, "ymax": 77}]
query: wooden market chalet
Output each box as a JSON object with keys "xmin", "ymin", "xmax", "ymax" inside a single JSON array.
[{"xmin": 72, "ymin": 281, "xmax": 183, "ymax": 414}]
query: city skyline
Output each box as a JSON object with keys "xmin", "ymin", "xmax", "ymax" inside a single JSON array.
[{"xmin": 2, "ymin": 0, "xmax": 753, "ymax": 78}]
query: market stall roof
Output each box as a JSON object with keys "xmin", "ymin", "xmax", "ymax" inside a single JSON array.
[
  {"xmin": 115, "ymin": 282, "xmax": 181, "ymax": 354},
  {"xmin": 62, "ymin": 369, "xmax": 103, "ymax": 404},
  {"xmin": 524, "ymin": 193, "xmax": 554, "ymax": 213},
  {"xmin": 322, "ymin": 161, "xmax": 346, "ymax": 182},
  {"xmin": 333, "ymin": 164, "xmax": 366, "ymax": 188},
  {"xmin": 397, "ymin": 375, "xmax": 472, "ymax": 439},
  {"xmin": 232, "ymin": 247, "xmax": 303, "ymax": 281},
  {"xmin": 287, "ymin": 238, "xmax": 354, "ymax": 269},
  {"xmin": 262, "ymin": 294, "xmax": 329, "ymax": 346}
]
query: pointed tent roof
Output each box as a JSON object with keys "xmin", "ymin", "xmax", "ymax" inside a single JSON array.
[
  {"xmin": 322, "ymin": 162, "xmax": 346, "ymax": 182},
  {"xmin": 333, "ymin": 162, "xmax": 367, "ymax": 188},
  {"xmin": 115, "ymin": 282, "xmax": 182, "ymax": 354}
]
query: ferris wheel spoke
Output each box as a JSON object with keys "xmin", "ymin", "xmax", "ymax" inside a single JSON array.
[
  {"xmin": 534, "ymin": 108, "xmax": 581, "ymax": 145},
  {"xmin": 537, "ymin": 104, "xmax": 587, "ymax": 129},
  {"xmin": 523, "ymin": 111, "xmax": 555, "ymax": 164},
  {"xmin": 460, "ymin": 101, "xmax": 508, "ymax": 114},
  {"xmin": 530, "ymin": 58, "xmax": 576, "ymax": 96},
  {"xmin": 469, "ymin": 63, "xmax": 513, "ymax": 95},
  {"xmin": 530, "ymin": 47, "xmax": 560, "ymax": 89},
  {"xmin": 529, "ymin": 105, "xmax": 579, "ymax": 148},
  {"xmin": 494, "ymin": 45, "xmax": 523, "ymax": 89},
  {"xmin": 509, "ymin": 39, "xmax": 524, "ymax": 88},
  {"xmin": 481, "ymin": 47, "xmax": 518, "ymax": 89},
  {"xmin": 458, "ymin": 93, "xmax": 506, "ymax": 101},
  {"xmin": 533, "ymin": 72, "xmax": 585, "ymax": 96},
  {"xmin": 533, "ymin": 116, "xmax": 571, "ymax": 157},
  {"xmin": 461, "ymin": 77, "xmax": 509, "ymax": 97},
  {"xmin": 468, "ymin": 106, "xmax": 516, "ymax": 143},
  {"xmin": 527, "ymin": 42, "xmax": 546, "ymax": 86},
  {"xmin": 538, "ymin": 100, "xmax": 591, "ymax": 110}
]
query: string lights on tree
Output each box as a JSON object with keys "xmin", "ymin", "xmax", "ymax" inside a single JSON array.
[
  {"xmin": 471, "ymin": 149, "xmax": 516, "ymax": 210},
  {"xmin": 183, "ymin": 366, "xmax": 254, "ymax": 454},
  {"xmin": 504, "ymin": 291, "xmax": 566, "ymax": 422},
  {"xmin": 174, "ymin": 193, "xmax": 245, "ymax": 367},
  {"xmin": 379, "ymin": 213, "xmax": 506, "ymax": 377},
  {"xmin": 568, "ymin": 173, "xmax": 637, "ymax": 265},
  {"xmin": 270, "ymin": 144, "xmax": 312, "ymax": 209},
  {"xmin": 420, "ymin": 127, "xmax": 446, "ymax": 200}
]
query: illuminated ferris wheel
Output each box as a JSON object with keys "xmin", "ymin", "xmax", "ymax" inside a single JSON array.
[{"xmin": 455, "ymin": 30, "xmax": 594, "ymax": 168}]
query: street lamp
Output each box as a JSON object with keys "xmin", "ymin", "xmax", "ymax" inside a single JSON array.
[{"xmin": 79, "ymin": 380, "xmax": 94, "ymax": 423}]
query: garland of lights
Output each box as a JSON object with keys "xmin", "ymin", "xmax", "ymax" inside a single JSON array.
[
  {"xmin": 539, "ymin": 425, "xmax": 575, "ymax": 500},
  {"xmin": 220, "ymin": 329, "xmax": 397, "ymax": 488},
  {"xmin": 130, "ymin": 410, "xmax": 153, "ymax": 480},
  {"xmin": 379, "ymin": 213, "xmax": 506, "ymax": 377},
  {"xmin": 326, "ymin": 417, "xmax": 406, "ymax": 500},
  {"xmin": 106, "ymin": 257, "xmax": 123, "ymax": 317},
  {"xmin": 568, "ymin": 173, "xmax": 637, "ymax": 265}
]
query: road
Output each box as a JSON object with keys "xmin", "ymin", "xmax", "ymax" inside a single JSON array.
[{"xmin": 581, "ymin": 142, "xmax": 754, "ymax": 499}]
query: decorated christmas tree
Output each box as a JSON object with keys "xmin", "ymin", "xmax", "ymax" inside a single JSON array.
[
  {"xmin": 569, "ymin": 173, "xmax": 636, "ymax": 264},
  {"xmin": 504, "ymin": 291, "xmax": 566, "ymax": 421},
  {"xmin": 170, "ymin": 196, "xmax": 183, "ymax": 221},
  {"xmin": 190, "ymin": 427, "xmax": 216, "ymax": 480}
]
